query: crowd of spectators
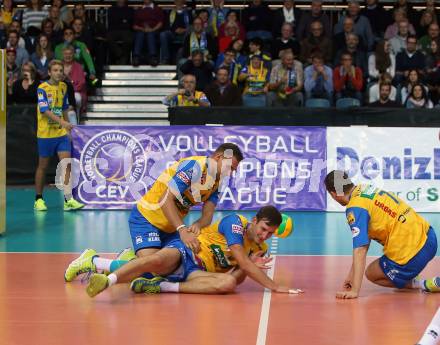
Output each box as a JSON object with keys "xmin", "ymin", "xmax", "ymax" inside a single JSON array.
[{"xmin": 2, "ymin": 0, "xmax": 440, "ymax": 110}]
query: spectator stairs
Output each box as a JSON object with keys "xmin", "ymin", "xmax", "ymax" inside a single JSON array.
[{"xmin": 84, "ymin": 65, "xmax": 177, "ymax": 125}]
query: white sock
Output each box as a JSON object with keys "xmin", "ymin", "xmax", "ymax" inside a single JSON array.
[
  {"xmin": 107, "ymin": 273, "xmax": 118, "ymax": 287},
  {"xmin": 412, "ymin": 277, "xmax": 424, "ymax": 289},
  {"xmin": 159, "ymin": 281, "xmax": 180, "ymax": 293},
  {"xmin": 92, "ymin": 257, "xmax": 113, "ymax": 272},
  {"xmin": 417, "ymin": 308, "xmax": 440, "ymax": 345}
]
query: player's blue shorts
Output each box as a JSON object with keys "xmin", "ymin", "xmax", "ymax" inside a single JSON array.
[
  {"xmin": 128, "ymin": 206, "xmax": 179, "ymax": 253},
  {"xmin": 379, "ymin": 227, "xmax": 437, "ymax": 289},
  {"xmin": 37, "ymin": 135, "xmax": 71, "ymax": 157}
]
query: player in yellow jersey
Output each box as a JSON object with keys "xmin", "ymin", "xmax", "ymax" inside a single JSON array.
[
  {"xmin": 325, "ymin": 170, "xmax": 439, "ymax": 299},
  {"xmin": 72, "ymin": 206, "xmax": 303, "ymax": 296},
  {"xmin": 34, "ymin": 60, "xmax": 84, "ymax": 212}
]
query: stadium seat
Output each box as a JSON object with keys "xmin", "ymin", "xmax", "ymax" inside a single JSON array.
[
  {"xmin": 335, "ymin": 98, "xmax": 361, "ymax": 109},
  {"xmin": 305, "ymin": 98, "xmax": 331, "ymax": 108}
]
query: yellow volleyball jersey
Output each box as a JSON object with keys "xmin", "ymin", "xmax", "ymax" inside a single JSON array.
[
  {"xmin": 346, "ymin": 184, "xmax": 430, "ymax": 265},
  {"xmin": 37, "ymin": 81, "xmax": 69, "ymax": 138},
  {"xmin": 137, "ymin": 156, "xmax": 220, "ymax": 233},
  {"xmin": 176, "ymin": 91, "xmax": 209, "ymax": 106},
  {"xmin": 195, "ymin": 214, "xmax": 268, "ymax": 273}
]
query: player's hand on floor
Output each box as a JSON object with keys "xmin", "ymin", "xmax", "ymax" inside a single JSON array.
[
  {"xmin": 275, "ymin": 285, "xmax": 304, "ymax": 294},
  {"xmin": 343, "ymin": 279, "xmax": 353, "ymax": 291},
  {"xmin": 179, "ymin": 228, "xmax": 201, "ymax": 253},
  {"xmin": 336, "ymin": 290, "xmax": 359, "ymax": 299}
]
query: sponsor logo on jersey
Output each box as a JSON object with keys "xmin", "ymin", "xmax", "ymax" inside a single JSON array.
[
  {"xmin": 347, "ymin": 212, "xmax": 355, "ymax": 225},
  {"xmin": 231, "ymin": 224, "xmax": 244, "ymax": 235},
  {"xmin": 177, "ymin": 171, "xmax": 191, "ymax": 185},
  {"xmin": 351, "ymin": 226, "xmax": 360, "ymax": 238}
]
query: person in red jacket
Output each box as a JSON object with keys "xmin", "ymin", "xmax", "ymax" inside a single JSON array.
[{"xmin": 333, "ymin": 51, "xmax": 363, "ymax": 104}]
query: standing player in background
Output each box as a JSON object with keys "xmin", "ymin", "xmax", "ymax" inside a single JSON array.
[
  {"xmin": 34, "ymin": 60, "xmax": 84, "ymax": 211},
  {"xmin": 325, "ymin": 170, "xmax": 439, "ymax": 299}
]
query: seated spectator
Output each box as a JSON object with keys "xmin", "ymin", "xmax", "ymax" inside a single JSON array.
[
  {"xmin": 247, "ymin": 37, "xmax": 271, "ymax": 68},
  {"xmin": 218, "ymin": 20, "xmax": 241, "ymax": 54},
  {"xmin": 72, "ymin": 17, "xmax": 93, "ymax": 52},
  {"xmin": 334, "ymin": 33, "xmax": 367, "ymax": 76},
  {"xmin": 296, "ymin": 0, "xmax": 331, "ymax": 41},
  {"xmin": 62, "ymin": 45, "xmax": 86, "ymax": 116},
  {"xmin": 159, "ymin": 0, "xmax": 191, "ymax": 65},
  {"xmin": 369, "ymin": 72, "xmax": 397, "ymax": 103},
  {"xmin": 368, "ymin": 40, "xmax": 396, "ymax": 81},
  {"xmin": 272, "ymin": 0, "xmax": 302, "ymax": 38},
  {"xmin": 30, "ymin": 33, "xmax": 53, "ymax": 80},
  {"xmin": 360, "ymin": 0, "xmax": 390, "ymax": 40},
  {"xmin": 300, "ymin": 20, "xmax": 332, "ymax": 66},
  {"xmin": 238, "ymin": 54, "xmax": 270, "ymax": 107},
  {"xmin": 218, "ymin": 11, "xmax": 245, "ymax": 42},
  {"xmin": 271, "ymin": 23, "xmax": 300, "ymax": 64},
  {"xmin": 334, "ymin": 1, "xmax": 374, "ymax": 51},
  {"xmin": 216, "ymin": 48, "xmax": 241, "ymax": 84},
  {"xmin": 389, "ymin": 19, "xmax": 411, "ymax": 55},
  {"xmin": 393, "ymin": 0, "xmax": 417, "ymax": 24},
  {"xmin": 385, "ymin": 8, "xmax": 415, "ymax": 40},
  {"xmin": 1, "ymin": 0, "xmax": 17, "ymax": 34},
  {"xmin": 22, "ymin": 0, "xmax": 48, "ymax": 33},
  {"xmin": 404, "ymin": 83, "xmax": 433, "ymax": 108},
  {"xmin": 207, "ymin": 0, "xmax": 229, "ymax": 38},
  {"xmin": 48, "ymin": 4, "xmax": 64, "ymax": 32},
  {"xmin": 242, "ymin": 0, "xmax": 273, "ymax": 41},
  {"xmin": 107, "ymin": 0, "xmax": 134, "ymax": 65},
  {"xmin": 132, "ymin": 0, "xmax": 164, "ymax": 67},
  {"xmin": 215, "ymin": 38, "xmax": 246, "ymax": 70},
  {"xmin": 333, "ymin": 52, "xmax": 363, "ymax": 104},
  {"xmin": 197, "ymin": 9, "xmax": 210, "ymax": 31},
  {"xmin": 41, "ymin": 18, "xmax": 62, "ymax": 48},
  {"xmin": 6, "ymin": 30, "xmax": 29, "ymax": 66},
  {"xmin": 11, "ymin": 61, "xmax": 39, "ymax": 104},
  {"xmin": 425, "ymin": 0, "xmax": 440, "ymax": 23},
  {"xmin": 425, "ymin": 39, "xmax": 440, "ymax": 104},
  {"xmin": 204, "ymin": 67, "xmax": 242, "ymax": 106},
  {"xmin": 419, "ymin": 23, "xmax": 440, "ymax": 54},
  {"xmin": 181, "ymin": 17, "xmax": 217, "ymax": 63},
  {"xmin": 304, "ymin": 53, "xmax": 333, "ymax": 102},
  {"xmin": 6, "ymin": 47, "xmax": 19, "ymax": 104},
  {"xmin": 400, "ymin": 69, "xmax": 428, "ymax": 103},
  {"xmin": 180, "ymin": 50, "xmax": 214, "ymax": 91},
  {"xmin": 163, "ymin": 74, "xmax": 210, "ymax": 107},
  {"xmin": 395, "ymin": 35, "xmax": 425, "ymax": 84},
  {"xmin": 55, "ymin": 27, "xmax": 96, "ymax": 82},
  {"xmin": 7, "ymin": 20, "xmax": 29, "ymax": 51},
  {"xmin": 418, "ymin": 10, "xmax": 437, "ymax": 39},
  {"xmin": 268, "ymin": 50, "xmax": 303, "ymax": 107},
  {"xmin": 51, "ymin": 0, "xmax": 72, "ymax": 25},
  {"xmin": 369, "ymin": 82, "xmax": 401, "ymax": 107},
  {"xmin": 334, "ymin": 17, "xmax": 366, "ymax": 52}
]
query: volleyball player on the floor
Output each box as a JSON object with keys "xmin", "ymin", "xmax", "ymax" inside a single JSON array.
[
  {"xmin": 65, "ymin": 143, "xmax": 243, "ymax": 281},
  {"xmin": 325, "ymin": 170, "xmax": 440, "ymax": 299}
]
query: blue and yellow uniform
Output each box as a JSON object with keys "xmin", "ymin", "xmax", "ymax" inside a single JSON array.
[
  {"xmin": 346, "ymin": 184, "xmax": 437, "ymax": 288},
  {"xmin": 130, "ymin": 156, "xmax": 220, "ymax": 252},
  {"xmin": 36, "ymin": 81, "xmax": 70, "ymax": 156}
]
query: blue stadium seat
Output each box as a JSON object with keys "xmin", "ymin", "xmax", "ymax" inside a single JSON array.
[
  {"xmin": 305, "ymin": 98, "xmax": 331, "ymax": 108},
  {"xmin": 335, "ymin": 98, "xmax": 361, "ymax": 109}
]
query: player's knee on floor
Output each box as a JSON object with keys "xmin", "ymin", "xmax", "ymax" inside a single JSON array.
[{"xmin": 215, "ymin": 274, "xmax": 237, "ymax": 294}]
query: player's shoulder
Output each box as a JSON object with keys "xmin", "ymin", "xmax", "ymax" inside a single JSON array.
[
  {"xmin": 220, "ymin": 214, "xmax": 246, "ymax": 232},
  {"xmin": 37, "ymin": 81, "xmax": 49, "ymax": 90},
  {"xmin": 347, "ymin": 184, "xmax": 376, "ymax": 208}
]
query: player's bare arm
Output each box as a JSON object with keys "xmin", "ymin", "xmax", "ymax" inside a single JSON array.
[
  {"xmin": 188, "ymin": 200, "xmax": 216, "ymax": 235},
  {"xmin": 336, "ymin": 245, "xmax": 368, "ymax": 299}
]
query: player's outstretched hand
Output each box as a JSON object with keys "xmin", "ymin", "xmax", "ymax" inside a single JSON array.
[
  {"xmin": 250, "ymin": 251, "xmax": 273, "ymax": 270},
  {"xmin": 336, "ymin": 290, "xmax": 359, "ymax": 299},
  {"xmin": 275, "ymin": 285, "xmax": 304, "ymax": 294},
  {"xmin": 180, "ymin": 228, "xmax": 201, "ymax": 253}
]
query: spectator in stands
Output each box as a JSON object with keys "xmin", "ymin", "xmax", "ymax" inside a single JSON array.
[
  {"xmin": 55, "ymin": 27, "xmax": 96, "ymax": 82},
  {"xmin": 272, "ymin": 23, "xmax": 300, "ymax": 64},
  {"xmin": 334, "ymin": 17, "xmax": 366, "ymax": 52},
  {"xmin": 133, "ymin": 0, "xmax": 164, "ymax": 66},
  {"xmin": 11, "ymin": 61, "xmax": 39, "ymax": 104},
  {"xmin": 180, "ymin": 50, "xmax": 214, "ymax": 91},
  {"xmin": 368, "ymin": 40, "xmax": 396, "ymax": 82},
  {"xmin": 163, "ymin": 74, "xmax": 211, "ymax": 107},
  {"xmin": 400, "ymin": 69, "xmax": 428, "ymax": 103},
  {"xmin": 197, "ymin": 9, "xmax": 210, "ymax": 31},
  {"xmin": 182, "ymin": 17, "xmax": 217, "ymax": 63},
  {"xmin": 425, "ymin": 0, "xmax": 439, "ymax": 23},
  {"xmin": 62, "ymin": 45, "xmax": 86, "ymax": 116},
  {"xmin": 300, "ymin": 20, "xmax": 332, "ymax": 66},
  {"xmin": 159, "ymin": 0, "xmax": 191, "ymax": 65},
  {"xmin": 239, "ymin": 54, "xmax": 270, "ymax": 107},
  {"xmin": 48, "ymin": 5, "xmax": 64, "ymax": 32},
  {"xmin": 242, "ymin": 0, "xmax": 273, "ymax": 41},
  {"xmin": 207, "ymin": 0, "xmax": 229, "ymax": 38},
  {"xmin": 216, "ymin": 48, "xmax": 241, "ymax": 84},
  {"xmin": 385, "ymin": 8, "xmax": 415, "ymax": 40},
  {"xmin": 7, "ymin": 20, "xmax": 27, "ymax": 50},
  {"xmin": 304, "ymin": 52, "xmax": 333, "ymax": 102},
  {"xmin": 22, "ymin": 0, "xmax": 47, "ymax": 33},
  {"xmin": 205, "ymin": 67, "xmax": 242, "ymax": 106},
  {"xmin": 404, "ymin": 83, "xmax": 433, "ymax": 108},
  {"xmin": 51, "ymin": 0, "xmax": 72, "ymax": 25},
  {"xmin": 360, "ymin": 0, "xmax": 390, "ymax": 41},
  {"xmin": 389, "ymin": 19, "xmax": 411, "ymax": 55},
  {"xmin": 31, "ymin": 33, "xmax": 53, "ymax": 80},
  {"xmin": 334, "ymin": 33, "xmax": 368, "ymax": 77},
  {"xmin": 218, "ymin": 20, "xmax": 241, "ymax": 54},
  {"xmin": 107, "ymin": 0, "xmax": 134, "ymax": 65},
  {"xmin": 369, "ymin": 72, "xmax": 397, "ymax": 103},
  {"xmin": 394, "ymin": 0, "xmax": 417, "ymax": 26},
  {"xmin": 419, "ymin": 23, "xmax": 440, "ymax": 54},
  {"xmin": 62, "ymin": 77, "xmax": 79, "ymax": 125},
  {"xmin": 334, "ymin": 52, "xmax": 363, "ymax": 103},
  {"xmin": 369, "ymin": 82, "xmax": 401, "ymax": 107},
  {"xmin": 272, "ymin": 0, "xmax": 302, "ymax": 38},
  {"xmin": 334, "ymin": 1, "xmax": 374, "ymax": 51},
  {"xmin": 72, "ymin": 17, "xmax": 93, "ymax": 51},
  {"xmin": 218, "ymin": 11, "xmax": 245, "ymax": 43},
  {"xmin": 425, "ymin": 39, "xmax": 440, "ymax": 104},
  {"xmin": 7, "ymin": 30, "xmax": 29, "ymax": 66},
  {"xmin": 247, "ymin": 37, "xmax": 271, "ymax": 67},
  {"xmin": 268, "ymin": 50, "xmax": 303, "ymax": 107},
  {"xmin": 215, "ymin": 39, "xmax": 246, "ymax": 71},
  {"xmin": 6, "ymin": 47, "xmax": 19, "ymax": 104},
  {"xmin": 418, "ymin": 10, "xmax": 437, "ymax": 39},
  {"xmin": 1, "ymin": 0, "xmax": 17, "ymax": 30},
  {"xmin": 296, "ymin": 0, "xmax": 331, "ymax": 41},
  {"xmin": 41, "ymin": 18, "xmax": 62, "ymax": 48},
  {"xmin": 395, "ymin": 35, "xmax": 426, "ymax": 85}
]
